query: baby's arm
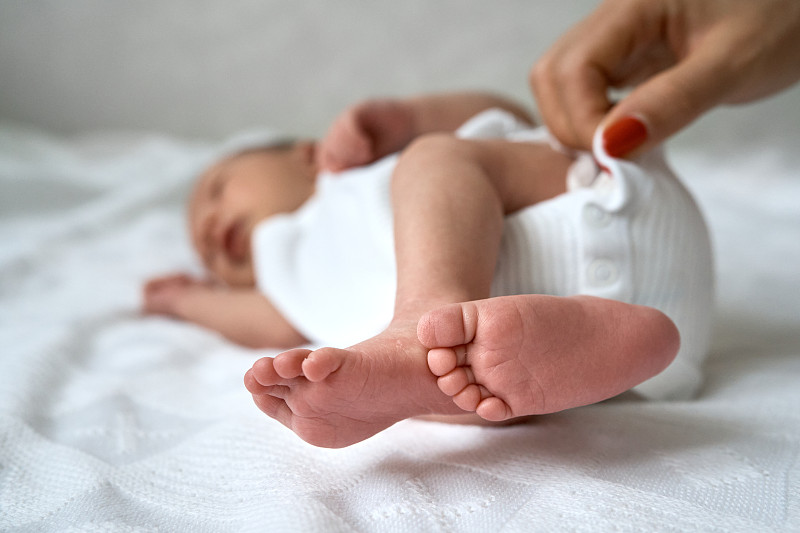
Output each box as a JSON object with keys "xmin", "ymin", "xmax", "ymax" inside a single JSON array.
[
  {"xmin": 317, "ymin": 91, "xmax": 533, "ymax": 171},
  {"xmin": 405, "ymin": 92, "xmax": 534, "ymax": 134},
  {"xmin": 143, "ymin": 274, "xmax": 307, "ymax": 349}
]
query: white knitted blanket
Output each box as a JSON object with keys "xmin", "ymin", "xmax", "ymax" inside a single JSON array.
[{"xmin": 1, "ymin": 123, "xmax": 798, "ymax": 532}]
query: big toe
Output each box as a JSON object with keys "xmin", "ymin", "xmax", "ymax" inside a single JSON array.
[{"xmin": 417, "ymin": 302, "xmax": 479, "ymax": 348}]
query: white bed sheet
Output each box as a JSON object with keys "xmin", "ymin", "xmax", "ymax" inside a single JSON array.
[{"xmin": 1, "ymin": 121, "xmax": 799, "ymax": 532}]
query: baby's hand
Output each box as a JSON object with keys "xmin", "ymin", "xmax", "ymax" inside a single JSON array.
[
  {"xmin": 142, "ymin": 273, "xmax": 210, "ymax": 317},
  {"xmin": 317, "ymin": 99, "xmax": 415, "ymax": 172}
]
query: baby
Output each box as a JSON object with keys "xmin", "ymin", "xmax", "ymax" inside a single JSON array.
[{"xmin": 144, "ymin": 91, "xmax": 713, "ymax": 448}]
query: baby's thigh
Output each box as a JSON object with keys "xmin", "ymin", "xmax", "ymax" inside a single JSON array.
[
  {"xmin": 471, "ymin": 139, "xmax": 573, "ymax": 212},
  {"xmin": 399, "ymin": 135, "xmax": 573, "ymax": 213}
]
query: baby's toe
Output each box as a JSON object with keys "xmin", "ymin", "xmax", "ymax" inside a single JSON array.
[
  {"xmin": 427, "ymin": 347, "xmax": 460, "ymax": 376},
  {"xmin": 436, "ymin": 367, "xmax": 474, "ymax": 396},
  {"xmin": 302, "ymin": 347, "xmax": 346, "ymax": 382},
  {"xmin": 476, "ymin": 396, "xmax": 513, "ymax": 422},
  {"xmin": 251, "ymin": 393, "xmax": 294, "ymax": 428},
  {"xmin": 251, "ymin": 357, "xmax": 283, "ymax": 386},
  {"xmin": 273, "ymin": 349, "xmax": 311, "ymax": 379},
  {"xmin": 417, "ymin": 302, "xmax": 479, "ymax": 348},
  {"xmin": 244, "ymin": 368, "xmax": 270, "ymax": 394},
  {"xmin": 452, "ymin": 383, "xmax": 484, "ymax": 412}
]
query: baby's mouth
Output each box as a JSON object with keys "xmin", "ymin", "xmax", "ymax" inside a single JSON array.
[{"xmin": 222, "ymin": 219, "xmax": 249, "ymax": 264}]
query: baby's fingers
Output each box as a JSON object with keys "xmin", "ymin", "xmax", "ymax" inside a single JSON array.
[
  {"xmin": 142, "ymin": 273, "xmax": 193, "ymax": 299},
  {"xmin": 318, "ymin": 110, "xmax": 374, "ymax": 171}
]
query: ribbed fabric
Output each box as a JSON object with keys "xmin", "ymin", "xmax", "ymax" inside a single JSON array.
[{"xmin": 493, "ymin": 141, "xmax": 714, "ymax": 399}]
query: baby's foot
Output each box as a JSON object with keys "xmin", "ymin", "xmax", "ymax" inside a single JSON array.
[
  {"xmin": 244, "ymin": 322, "xmax": 463, "ymax": 448},
  {"xmin": 418, "ymin": 295, "xmax": 679, "ymax": 422}
]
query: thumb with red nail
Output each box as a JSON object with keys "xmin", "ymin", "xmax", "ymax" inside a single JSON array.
[{"xmin": 531, "ymin": 0, "xmax": 800, "ymax": 158}]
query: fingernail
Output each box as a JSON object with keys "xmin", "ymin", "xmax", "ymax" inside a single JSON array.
[{"xmin": 602, "ymin": 116, "xmax": 648, "ymax": 158}]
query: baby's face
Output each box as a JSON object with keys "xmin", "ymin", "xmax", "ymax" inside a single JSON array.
[{"xmin": 189, "ymin": 142, "xmax": 317, "ymax": 286}]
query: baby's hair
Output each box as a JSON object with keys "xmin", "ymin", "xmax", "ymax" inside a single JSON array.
[
  {"xmin": 230, "ymin": 138, "xmax": 298, "ymax": 159},
  {"xmin": 190, "ymin": 137, "xmax": 299, "ymax": 207}
]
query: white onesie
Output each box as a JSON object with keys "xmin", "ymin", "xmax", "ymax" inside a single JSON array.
[{"xmin": 252, "ymin": 109, "xmax": 714, "ymax": 401}]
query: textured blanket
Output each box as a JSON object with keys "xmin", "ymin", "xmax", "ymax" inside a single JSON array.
[{"xmin": 1, "ymin": 122, "xmax": 798, "ymax": 532}]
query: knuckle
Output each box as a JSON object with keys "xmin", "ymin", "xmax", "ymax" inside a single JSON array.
[
  {"xmin": 554, "ymin": 53, "xmax": 587, "ymax": 86},
  {"xmin": 530, "ymin": 53, "xmax": 557, "ymax": 91}
]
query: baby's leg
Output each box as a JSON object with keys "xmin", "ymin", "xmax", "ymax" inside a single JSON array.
[
  {"xmin": 389, "ymin": 135, "xmax": 570, "ymax": 316},
  {"xmin": 245, "ymin": 137, "xmax": 589, "ymax": 447}
]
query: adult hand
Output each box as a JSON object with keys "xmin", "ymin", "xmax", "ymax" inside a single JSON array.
[{"xmin": 531, "ymin": 0, "xmax": 800, "ymax": 157}]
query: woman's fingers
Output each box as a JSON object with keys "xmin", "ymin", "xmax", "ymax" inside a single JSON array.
[{"xmin": 533, "ymin": 0, "xmax": 800, "ymax": 157}]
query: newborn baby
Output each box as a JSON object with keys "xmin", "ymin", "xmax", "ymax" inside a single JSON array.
[{"xmin": 144, "ymin": 91, "xmax": 713, "ymax": 448}]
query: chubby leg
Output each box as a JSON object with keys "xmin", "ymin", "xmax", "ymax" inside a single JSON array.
[
  {"xmin": 246, "ymin": 137, "xmax": 574, "ymax": 447},
  {"xmin": 420, "ymin": 295, "xmax": 680, "ymax": 421},
  {"xmin": 389, "ymin": 135, "xmax": 570, "ymax": 315}
]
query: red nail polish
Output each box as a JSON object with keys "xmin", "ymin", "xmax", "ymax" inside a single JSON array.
[
  {"xmin": 602, "ymin": 116, "xmax": 648, "ymax": 158},
  {"xmin": 592, "ymin": 156, "xmax": 610, "ymax": 174}
]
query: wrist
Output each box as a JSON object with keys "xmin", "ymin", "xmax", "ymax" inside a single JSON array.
[{"xmin": 171, "ymin": 285, "xmax": 212, "ymax": 318}]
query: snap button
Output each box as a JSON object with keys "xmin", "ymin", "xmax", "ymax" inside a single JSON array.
[
  {"xmin": 582, "ymin": 203, "xmax": 612, "ymax": 228},
  {"xmin": 587, "ymin": 259, "xmax": 618, "ymax": 287}
]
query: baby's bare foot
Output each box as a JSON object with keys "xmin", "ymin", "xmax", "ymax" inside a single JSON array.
[
  {"xmin": 418, "ymin": 295, "xmax": 679, "ymax": 422},
  {"xmin": 244, "ymin": 322, "xmax": 463, "ymax": 448}
]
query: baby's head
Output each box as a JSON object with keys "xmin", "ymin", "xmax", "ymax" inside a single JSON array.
[{"xmin": 189, "ymin": 140, "xmax": 318, "ymax": 287}]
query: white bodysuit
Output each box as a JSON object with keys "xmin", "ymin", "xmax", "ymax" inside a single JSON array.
[{"xmin": 252, "ymin": 109, "xmax": 714, "ymax": 401}]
